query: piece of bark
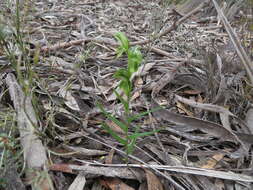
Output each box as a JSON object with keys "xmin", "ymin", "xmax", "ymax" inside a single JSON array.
[{"xmin": 5, "ymin": 73, "xmax": 50, "ymax": 189}]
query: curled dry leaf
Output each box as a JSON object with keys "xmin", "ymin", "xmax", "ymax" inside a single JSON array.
[
  {"xmin": 151, "ymin": 98, "xmax": 242, "ymax": 145},
  {"xmin": 59, "ymin": 88, "xmax": 81, "ymax": 111},
  {"xmin": 152, "ymin": 70, "xmax": 176, "ymax": 98},
  {"xmin": 174, "ymin": 94, "xmax": 235, "ymax": 116}
]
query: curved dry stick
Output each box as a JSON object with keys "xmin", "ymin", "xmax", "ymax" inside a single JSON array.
[{"xmin": 40, "ymin": 38, "xmax": 117, "ymax": 53}]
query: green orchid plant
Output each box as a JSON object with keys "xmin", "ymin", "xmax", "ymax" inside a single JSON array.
[{"xmin": 98, "ymin": 32, "xmax": 160, "ymax": 159}]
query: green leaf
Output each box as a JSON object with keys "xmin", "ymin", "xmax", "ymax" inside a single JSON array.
[
  {"xmin": 127, "ymin": 107, "xmax": 162, "ymax": 123},
  {"xmin": 114, "ymin": 32, "xmax": 129, "ymax": 53},
  {"xmin": 113, "ymin": 68, "xmax": 132, "ymax": 98},
  {"xmin": 127, "ymin": 47, "xmax": 142, "ymax": 74},
  {"xmin": 126, "ymin": 139, "xmax": 137, "ymax": 155},
  {"xmin": 101, "ymin": 123, "xmax": 127, "ymax": 145},
  {"xmin": 129, "ymin": 129, "xmax": 161, "ymax": 139},
  {"xmin": 126, "ymin": 125, "xmax": 140, "ymax": 154},
  {"xmin": 113, "ymin": 69, "xmax": 130, "ymax": 81},
  {"xmin": 116, "ymin": 47, "xmax": 125, "ymax": 58},
  {"xmin": 131, "ymin": 46, "xmax": 142, "ymax": 61},
  {"xmin": 97, "ymin": 103, "xmax": 128, "ymax": 133},
  {"xmin": 119, "ymin": 80, "xmax": 132, "ymax": 98},
  {"xmin": 114, "ymin": 90, "xmax": 129, "ymax": 112}
]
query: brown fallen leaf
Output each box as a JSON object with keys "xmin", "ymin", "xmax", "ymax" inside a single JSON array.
[
  {"xmin": 151, "ymin": 98, "xmax": 241, "ymax": 144},
  {"xmin": 201, "ymin": 153, "xmax": 225, "ymax": 169},
  {"xmin": 105, "ymin": 120, "xmax": 125, "ymax": 136},
  {"xmin": 49, "ymin": 164, "xmax": 73, "ymax": 173},
  {"xmin": 144, "ymin": 116, "xmax": 157, "ymax": 125},
  {"xmin": 151, "ymin": 70, "xmax": 176, "ymax": 98},
  {"xmin": 145, "ymin": 169, "xmax": 164, "ymax": 190},
  {"xmin": 174, "ymin": 94, "xmax": 235, "ymax": 116},
  {"xmin": 183, "ymin": 89, "xmax": 202, "ymax": 95},
  {"xmin": 176, "ymin": 101, "xmax": 194, "ymax": 117},
  {"xmin": 105, "ymin": 149, "xmax": 115, "ymax": 164},
  {"xmin": 196, "ymin": 94, "xmax": 204, "ymax": 103},
  {"xmin": 100, "ymin": 178, "xmax": 134, "ymax": 190},
  {"xmin": 131, "ymin": 76, "xmax": 143, "ymax": 101}
]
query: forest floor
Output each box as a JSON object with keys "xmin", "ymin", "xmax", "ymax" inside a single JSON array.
[{"xmin": 0, "ymin": 0, "xmax": 253, "ymax": 189}]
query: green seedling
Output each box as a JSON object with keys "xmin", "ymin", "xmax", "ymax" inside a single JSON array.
[{"xmin": 98, "ymin": 32, "xmax": 160, "ymax": 160}]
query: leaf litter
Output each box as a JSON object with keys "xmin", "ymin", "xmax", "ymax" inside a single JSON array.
[{"xmin": 0, "ymin": 0, "xmax": 253, "ymax": 189}]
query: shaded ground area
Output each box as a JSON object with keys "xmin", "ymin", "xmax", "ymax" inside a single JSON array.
[{"xmin": 0, "ymin": 0, "xmax": 253, "ymax": 189}]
